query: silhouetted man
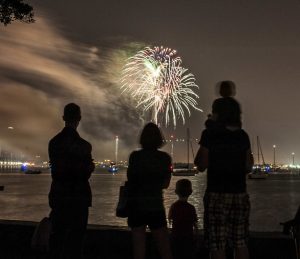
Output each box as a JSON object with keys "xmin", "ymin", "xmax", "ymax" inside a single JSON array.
[{"xmin": 48, "ymin": 103, "xmax": 94, "ymax": 259}]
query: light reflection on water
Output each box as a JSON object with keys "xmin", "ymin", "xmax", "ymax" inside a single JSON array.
[{"xmin": 1, "ymin": 169, "xmax": 300, "ymax": 232}]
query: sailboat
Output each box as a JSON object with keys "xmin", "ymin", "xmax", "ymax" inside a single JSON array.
[
  {"xmin": 172, "ymin": 128, "xmax": 198, "ymax": 176},
  {"xmin": 248, "ymin": 136, "xmax": 268, "ymax": 179}
]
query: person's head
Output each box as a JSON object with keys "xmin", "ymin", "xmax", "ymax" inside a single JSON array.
[
  {"xmin": 63, "ymin": 103, "xmax": 81, "ymax": 128},
  {"xmin": 212, "ymin": 97, "xmax": 241, "ymax": 127},
  {"xmin": 175, "ymin": 179, "xmax": 193, "ymax": 198},
  {"xmin": 139, "ymin": 122, "xmax": 164, "ymax": 149},
  {"xmin": 216, "ymin": 80, "xmax": 236, "ymax": 97}
]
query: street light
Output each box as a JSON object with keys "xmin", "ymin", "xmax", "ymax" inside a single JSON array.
[
  {"xmin": 170, "ymin": 135, "xmax": 174, "ymax": 159},
  {"xmin": 115, "ymin": 136, "xmax": 119, "ymax": 165},
  {"xmin": 7, "ymin": 126, "xmax": 14, "ymax": 164},
  {"xmin": 292, "ymin": 152, "xmax": 295, "ymax": 165},
  {"xmin": 273, "ymin": 145, "xmax": 276, "ymax": 167}
]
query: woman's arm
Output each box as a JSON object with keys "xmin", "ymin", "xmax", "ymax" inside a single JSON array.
[
  {"xmin": 162, "ymin": 154, "xmax": 172, "ymax": 189},
  {"xmin": 194, "ymin": 146, "xmax": 209, "ymax": 172},
  {"xmin": 126, "ymin": 153, "xmax": 135, "ymax": 182},
  {"xmin": 162, "ymin": 165, "xmax": 172, "ymax": 189}
]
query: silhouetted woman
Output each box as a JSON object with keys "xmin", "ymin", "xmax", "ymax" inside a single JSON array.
[
  {"xmin": 194, "ymin": 96, "xmax": 253, "ymax": 259},
  {"xmin": 127, "ymin": 122, "xmax": 173, "ymax": 259}
]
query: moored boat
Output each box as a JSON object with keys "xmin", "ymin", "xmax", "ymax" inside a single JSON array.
[
  {"xmin": 172, "ymin": 166, "xmax": 198, "ymax": 176},
  {"xmin": 248, "ymin": 172, "xmax": 268, "ymax": 179},
  {"xmin": 248, "ymin": 137, "xmax": 268, "ymax": 179},
  {"xmin": 108, "ymin": 165, "xmax": 118, "ymax": 173}
]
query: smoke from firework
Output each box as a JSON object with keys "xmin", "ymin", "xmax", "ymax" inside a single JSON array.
[{"xmin": 0, "ymin": 18, "xmax": 148, "ymax": 161}]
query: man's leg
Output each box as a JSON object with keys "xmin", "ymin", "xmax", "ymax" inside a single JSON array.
[
  {"xmin": 210, "ymin": 250, "xmax": 226, "ymax": 259},
  {"xmin": 152, "ymin": 226, "xmax": 173, "ymax": 259},
  {"xmin": 234, "ymin": 246, "xmax": 249, "ymax": 259},
  {"xmin": 64, "ymin": 207, "xmax": 89, "ymax": 259},
  {"xmin": 131, "ymin": 226, "xmax": 147, "ymax": 259},
  {"xmin": 49, "ymin": 208, "xmax": 67, "ymax": 259}
]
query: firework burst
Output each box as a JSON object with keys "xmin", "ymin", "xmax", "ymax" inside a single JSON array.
[{"xmin": 120, "ymin": 46, "xmax": 201, "ymax": 127}]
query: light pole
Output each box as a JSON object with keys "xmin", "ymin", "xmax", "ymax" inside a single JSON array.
[
  {"xmin": 273, "ymin": 145, "xmax": 276, "ymax": 167},
  {"xmin": 170, "ymin": 135, "xmax": 174, "ymax": 160},
  {"xmin": 8, "ymin": 126, "xmax": 14, "ymax": 165},
  {"xmin": 115, "ymin": 136, "xmax": 119, "ymax": 165},
  {"xmin": 292, "ymin": 152, "xmax": 295, "ymax": 165}
]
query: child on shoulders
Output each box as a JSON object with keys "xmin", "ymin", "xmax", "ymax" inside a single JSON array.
[{"xmin": 205, "ymin": 80, "xmax": 241, "ymax": 129}]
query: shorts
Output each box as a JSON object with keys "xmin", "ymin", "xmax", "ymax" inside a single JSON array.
[
  {"xmin": 171, "ymin": 236, "xmax": 195, "ymax": 259},
  {"xmin": 128, "ymin": 209, "xmax": 167, "ymax": 230},
  {"xmin": 203, "ymin": 192, "xmax": 250, "ymax": 251}
]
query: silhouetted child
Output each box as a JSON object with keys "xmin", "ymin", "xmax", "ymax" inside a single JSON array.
[
  {"xmin": 205, "ymin": 80, "xmax": 242, "ymax": 129},
  {"xmin": 168, "ymin": 179, "xmax": 198, "ymax": 259}
]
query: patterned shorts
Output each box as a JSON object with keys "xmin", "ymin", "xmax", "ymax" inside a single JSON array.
[{"xmin": 203, "ymin": 192, "xmax": 250, "ymax": 251}]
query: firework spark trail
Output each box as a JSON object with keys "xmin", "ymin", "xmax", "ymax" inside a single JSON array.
[{"xmin": 121, "ymin": 46, "xmax": 202, "ymax": 127}]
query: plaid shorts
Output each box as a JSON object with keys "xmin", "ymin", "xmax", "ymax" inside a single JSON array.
[{"xmin": 203, "ymin": 192, "xmax": 250, "ymax": 251}]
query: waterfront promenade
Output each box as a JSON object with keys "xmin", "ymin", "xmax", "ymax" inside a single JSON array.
[
  {"xmin": 0, "ymin": 219, "xmax": 297, "ymax": 259},
  {"xmin": 1, "ymin": 170, "xmax": 300, "ymax": 258}
]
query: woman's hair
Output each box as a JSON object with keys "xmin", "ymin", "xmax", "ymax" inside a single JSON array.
[
  {"xmin": 212, "ymin": 97, "xmax": 242, "ymax": 127},
  {"xmin": 139, "ymin": 122, "xmax": 164, "ymax": 149}
]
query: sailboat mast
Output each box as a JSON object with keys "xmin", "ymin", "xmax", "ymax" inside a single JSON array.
[
  {"xmin": 257, "ymin": 136, "xmax": 260, "ymax": 165},
  {"xmin": 258, "ymin": 138, "xmax": 266, "ymax": 165}
]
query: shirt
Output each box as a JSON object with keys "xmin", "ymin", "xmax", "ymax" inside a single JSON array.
[
  {"xmin": 169, "ymin": 200, "xmax": 197, "ymax": 238},
  {"xmin": 48, "ymin": 126, "xmax": 94, "ymax": 208},
  {"xmin": 200, "ymin": 128, "xmax": 250, "ymax": 193},
  {"xmin": 127, "ymin": 149, "xmax": 172, "ymax": 211}
]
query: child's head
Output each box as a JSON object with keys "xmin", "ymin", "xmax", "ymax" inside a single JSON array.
[
  {"xmin": 212, "ymin": 97, "xmax": 241, "ymax": 128},
  {"xmin": 175, "ymin": 179, "xmax": 193, "ymax": 198},
  {"xmin": 216, "ymin": 80, "xmax": 236, "ymax": 97}
]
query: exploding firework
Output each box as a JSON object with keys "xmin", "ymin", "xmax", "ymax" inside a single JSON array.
[{"xmin": 120, "ymin": 46, "xmax": 201, "ymax": 127}]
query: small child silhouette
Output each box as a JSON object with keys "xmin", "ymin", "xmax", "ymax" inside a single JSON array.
[{"xmin": 168, "ymin": 179, "xmax": 198, "ymax": 259}]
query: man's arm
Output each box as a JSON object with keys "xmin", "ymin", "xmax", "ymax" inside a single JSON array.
[
  {"xmin": 82, "ymin": 144, "xmax": 95, "ymax": 180},
  {"xmin": 73, "ymin": 142, "xmax": 95, "ymax": 181},
  {"xmin": 194, "ymin": 146, "xmax": 209, "ymax": 172},
  {"xmin": 245, "ymin": 149, "xmax": 254, "ymax": 174}
]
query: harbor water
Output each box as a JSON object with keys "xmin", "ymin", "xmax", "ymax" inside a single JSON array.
[{"xmin": 0, "ymin": 169, "xmax": 300, "ymax": 232}]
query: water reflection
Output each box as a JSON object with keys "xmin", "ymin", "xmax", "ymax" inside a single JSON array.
[{"xmin": 0, "ymin": 170, "xmax": 300, "ymax": 231}]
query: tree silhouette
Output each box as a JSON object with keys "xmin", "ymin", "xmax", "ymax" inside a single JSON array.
[{"xmin": 0, "ymin": 0, "xmax": 34, "ymax": 26}]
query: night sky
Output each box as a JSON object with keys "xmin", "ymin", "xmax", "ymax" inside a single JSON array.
[{"xmin": 1, "ymin": 0, "xmax": 300, "ymax": 164}]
